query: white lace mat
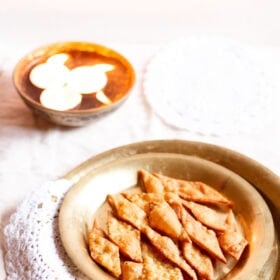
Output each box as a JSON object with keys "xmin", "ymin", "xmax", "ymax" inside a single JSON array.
[
  {"xmin": 143, "ymin": 36, "xmax": 279, "ymax": 136},
  {"xmin": 3, "ymin": 179, "xmax": 90, "ymax": 280}
]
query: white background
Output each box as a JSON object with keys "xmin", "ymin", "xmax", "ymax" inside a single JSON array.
[
  {"xmin": 1, "ymin": 0, "xmax": 280, "ymax": 47},
  {"xmin": 1, "ymin": 1, "xmax": 280, "ymax": 278}
]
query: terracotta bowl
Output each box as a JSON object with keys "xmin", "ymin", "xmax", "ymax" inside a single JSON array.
[{"xmin": 13, "ymin": 41, "xmax": 135, "ymax": 126}]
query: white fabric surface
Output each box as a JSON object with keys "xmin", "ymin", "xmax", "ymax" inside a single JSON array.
[{"xmin": 1, "ymin": 37, "xmax": 280, "ymax": 279}]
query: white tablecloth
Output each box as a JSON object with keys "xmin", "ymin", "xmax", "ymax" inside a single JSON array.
[{"xmin": 1, "ymin": 7, "xmax": 280, "ymax": 278}]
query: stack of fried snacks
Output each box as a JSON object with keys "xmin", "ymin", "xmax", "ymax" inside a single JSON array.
[{"xmin": 88, "ymin": 169, "xmax": 248, "ymax": 280}]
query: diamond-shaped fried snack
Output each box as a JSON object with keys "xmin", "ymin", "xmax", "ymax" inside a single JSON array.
[
  {"xmin": 182, "ymin": 200, "xmax": 229, "ymax": 231},
  {"xmin": 88, "ymin": 169, "xmax": 249, "ymax": 279},
  {"xmin": 154, "ymin": 173, "xmax": 233, "ymax": 206},
  {"xmin": 107, "ymin": 194, "xmax": 148, "ymax": 230},
  {"xmin": 121, "ymin": 261, "xmax": 143, "ymax": 280},
  {"xmin": 123, "ymin": 192, "xmax": 189, "ymax": 241},
  {"xmin": 107, "ymin": 214, "xmax": 142, "ymax": 262},
  {"xmin": 143, "ymin": 226, "xmax": 198, "ymax": 280},
  {"xmin": 141, "ymin": 242, "xmax": 184, "ymax": 280},
  {"xmin": 87, "ymin": 227, "xmax": 121, "ymax": 278},
  {"xmin": 148, "ymin": 201, "xmax": 186, "ymax": 240},
  {"xmin": 218, "ymin": 210, "xmax": 248, "ymax": 260},
  {"xmin": 177, "ymin": 205, "xmax": 226, "ymax": 263},
  {"xmin": 123, "ymin": 192, "xmax": 180, "ymax": 213},
  {"xmin": 182, "ymin": 242, "xmax": 214, "ymax": 280},
  {"xmin": 122, "ymin": 192, "xmax": 164, "ymax": 212},
  {"xmin": 138, "ymin": 169, "xmax": 166, "ymax": 193}
]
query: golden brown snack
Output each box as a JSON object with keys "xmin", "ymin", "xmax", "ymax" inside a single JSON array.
[
  {"xmin": 138, "ymin": 169, "xmax": 166, "ymax": 193},
  {"xmin": 148, "ymin": 201, "xmax": 186, "ymax": 240},
  {"xmin": 107, "ymin": 194, "xmax": 148, "ymax": 230},
  {"xmin": 123, "ymin": 192, "xmax": 179, "ymax": 212},
  {"xmin": 141, "ymin": 242, "xmax": 184, "ymax": 280},
  {"xmin": 107, "ymin": 214, "xmax": 142, "ymax": 262},
  {"xmin": 182, "ymin": 200, "xmax": 229, "ymax": 232},
  {"xmin": 88, "ymin": 227, "xmax": 121, "ymax": 278},
  {"xmin": 124, "ymin": 192, "xmax": 191, "ymax": 242},
  {"xmin": 143, "ymin": 226, "xmax": 198, "ymax": 280},
  {"xmin": 182, "ymin": 242, "xmax": 214, "ymax": 280},
  {"xmin": 122, "ymin": 192, "xmax": 165, "ymax": 212},
  {"xmin": 154, "ymin": 173, "xmax": 233, "ymax": 206},
  {"xmin": 218, "ymin": 210, "xmax": 248, "ymax": 260},
  {"xmin": 177, "ymin": 205, "xmax": 226, "ymax": 263},
  {"xmin": 121, "ymin": 261, "xmax": 143, "ymax": 280},
  {"xmin": 88, "ymin": 169, "xmax": 248, "ymax": 280}
]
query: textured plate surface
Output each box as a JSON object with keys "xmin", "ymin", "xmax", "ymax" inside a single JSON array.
[{"xmin": 59, "ymin": 151, "xmax": 277, "ymax": 280}]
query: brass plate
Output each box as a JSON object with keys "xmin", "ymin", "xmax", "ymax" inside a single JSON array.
[{"xmin": 59, "ymin": 142, "xmax": 279, "ymax": 280}]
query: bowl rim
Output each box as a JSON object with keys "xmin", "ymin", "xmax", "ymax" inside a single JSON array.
[{"xmin": 13, "ymin": 40, "xmax": 136, "ymax": 115}]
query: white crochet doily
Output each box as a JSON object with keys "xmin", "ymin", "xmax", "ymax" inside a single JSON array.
[
  {"xmin": 3, "ymin": 179, "xmax": 90, "ymax": 280},
  {"xmin": 143, "ymin": 36, "xmax": 274, "ymax": 136}
]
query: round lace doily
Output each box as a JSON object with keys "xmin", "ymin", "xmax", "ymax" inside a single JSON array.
[
  {"xmin": 143, "ymin": 35, "xmax": 273, "ymax": 136},
  {"xmin": 3, "ymin": 179, "xmax": 90, "ymax": 280}
]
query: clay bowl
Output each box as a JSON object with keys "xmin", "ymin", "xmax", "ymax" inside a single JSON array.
[{"xmin": 13, "ymin": 41, "xmax": 135, "ymax": 126}]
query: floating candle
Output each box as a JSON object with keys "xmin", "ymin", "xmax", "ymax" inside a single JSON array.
[
  {"xmin": 40, "ymin": 87, "xmax": 82, "ymax": 111},
  {"xmin": 96, "ymin": 90, "xmax": 112, "ymax": 105},
  {"xmin": 29, "ymin": 54, "xmax": 70, "ymax": 89},
  {"xmin": 67, "ymin": 64, "xmax": 115, "ymax": 94},
  {"xmin": 29, "ymin": 53, "xmax": 115, "ymax": 111}
]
